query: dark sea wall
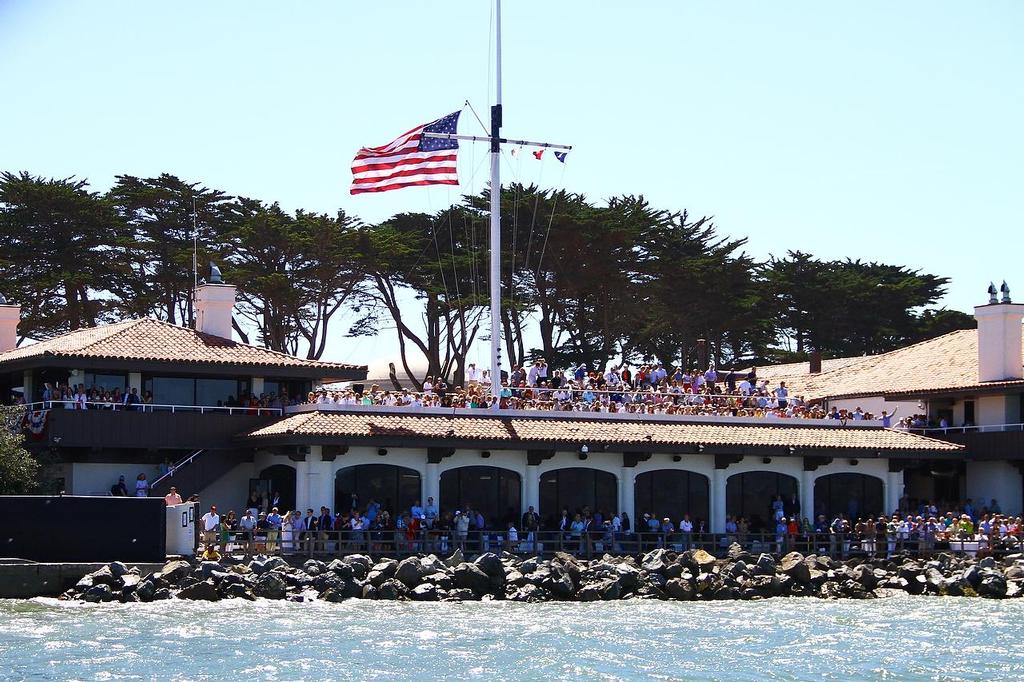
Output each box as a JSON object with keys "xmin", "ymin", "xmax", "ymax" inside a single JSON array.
[{"xmin": 59, "ymin": 545, "xmax": 1024, "ymax": 604}]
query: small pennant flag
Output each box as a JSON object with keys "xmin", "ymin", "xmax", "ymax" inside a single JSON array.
[
  {"xmin": 554, "ymin": 151, "xmax": 568, "ymax": 163},
  {"xmin": 532, "ymin": 149, "xmax": 544, "ymax": 160}
]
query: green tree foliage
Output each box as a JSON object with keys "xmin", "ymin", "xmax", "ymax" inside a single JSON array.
[
  {"xmin": 0, "ymin": 407, "xmax": 40, "ymax": 494},
  {"xmin": 107, "ymin": 174, "xmax": 238, "ymax": 325},
  {"xmin": 0, "ymin": 167, "xmax": 975, "ymax": 377},
  {"xmin": 220, "ymin": 201, "xmax": 364, "ymax": 358},
  {"xmin": 0, "ymin": 172, "xmax": 122, "ymax": 338},
  {"xmin": 763, "ymin": 251, "xmax": 964, "ymax": 357},
  {"xmin": 355, "ymin": 208, "xmax": 485, "ymax": 388}
]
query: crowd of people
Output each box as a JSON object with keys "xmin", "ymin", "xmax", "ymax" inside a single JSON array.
[
  {"xmin": 16, "ymin": 381, "xmax": 296, "ymax": 413},
  {"xmin": 308, "ymin": 361, "xmax": 889, "ymax": 422},
  {"xmin": 180, "ymin": 487, "xmax": 1023, "ymax": 562}
]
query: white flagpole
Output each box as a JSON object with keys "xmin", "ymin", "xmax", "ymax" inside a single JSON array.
[{"xmin": 488, "ymin": 0, "xmax": 503, "ymax": 405}]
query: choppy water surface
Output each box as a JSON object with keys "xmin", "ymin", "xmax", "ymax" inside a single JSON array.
[{"xmin": 1, "ymin": 596, "xmax": 1021, "ymax": 681}]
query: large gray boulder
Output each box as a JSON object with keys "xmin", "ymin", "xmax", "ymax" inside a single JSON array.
[
  {"xmin": 160, "ymin": 560, "xmax": 193, "ymax": 584},
  {"xmin": 251, "ymin": 556, "xmax": 288, "ymax": 576},
  {"xmin": 664, "ymin": 578, "xmax": 694, "ymax": 601},
  {"xmin": 474, "ymin": 553, "xmax": 505, "ymax": 579},
  {"xmin": 377, "ymin": 579, "xmax": 406, "ymax": 600},
  {"xmin": 82, "ymin": 584, "xmax": 114, "ymax": 603},
  {"xmin": 641, "ymin": 549, "xmax": 670, "ymax": 574},
  {"xmin": 303, "ymin": 559, "xmax": 326, "ymax": 576},
  {"xmin": 410, "ymin": 583, "xmax": 439, "ymax": 601},
  {"xmin": 753, "ymin": 553, "xmax": 776, "ymax": 576},
  {"xmin": 200, "ymin": 562, "xmax": 224, "ymax": 579},
  {"xmin": 254, "ymin": 572, "xmax": 288, "ymax": 600},
  {"xmin": 978, "ymin": 572, "xmax": 1007, "ymax": 598},
  {"xmin": 369, "ymin": 559, "xmax": 397, "ymax": 579},
  {"xmin": 395, "ymin": 557, "xmax": 425, "ymax": 587},
  {"xmin": 178, "ymin": 580, "xmax": 220, "ymax": 601},
  {"xmin": 453, "ymin": 563, "xmax": 492, "ymax": 596},
  {"xmin": 780, "ymin": 553, "xmax": 811, "ymax": 583}
]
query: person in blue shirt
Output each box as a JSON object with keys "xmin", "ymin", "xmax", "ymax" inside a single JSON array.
[
  {"xmin": 365, "ymin": 499, "xmax": 380, "ymax": 523},
  {"xmin": 775, "ymin": 517, "xmax": 788, "ymax": 554},
  {"xmin": 424, "ymin": 496, "xmax": 438, "ymax": 525},
  {"xmin": 658, "ymin": 517, "xmax": 675, "ymax": 548},
  {"xmin": 266, "ymin": 507, "xmax": 283, "ymax": 553}
]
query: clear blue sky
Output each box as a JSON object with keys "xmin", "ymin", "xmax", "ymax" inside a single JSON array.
[{"xmin": 1, "ymin": 1, "xmax": 1022, "ymax": 367}]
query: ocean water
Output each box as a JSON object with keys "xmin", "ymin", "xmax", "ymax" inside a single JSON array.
[{"xmin": 1, "ymin": 596, "xmax": 1021, "ymax": 681}]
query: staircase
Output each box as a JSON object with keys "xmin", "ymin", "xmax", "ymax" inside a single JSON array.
[{"xmin": 149, "ymin": 449, "xmax": 253, "ymax": 500}]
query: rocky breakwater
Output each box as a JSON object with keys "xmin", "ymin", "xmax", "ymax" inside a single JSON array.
[{"xmin": 60, "ymin": 545, "xmax": 1024, "ymax": 604}]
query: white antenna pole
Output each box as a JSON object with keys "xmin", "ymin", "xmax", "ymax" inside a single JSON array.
[
  {"xmin": 192, "ymin": 197, "xmax": 199, "ymax": 293},
  {"xmin": 488, "ymin": 0, "xmax": 503, "ymax": 405}
]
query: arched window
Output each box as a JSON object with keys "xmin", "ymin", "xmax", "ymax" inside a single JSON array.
[
  {"xmin": 726, "ymin": 471, "xmax": 798, "ymax": 531},
  {"xmin": 539, "ymin": 468, "xmax": 617, "ymax": 529},
  {"xmin": 634, "ymin": 470, "xmax": 709, "ymax": 529},
  {"xmin": 334, "ymin": 465, "xmax": 421, "ymax": 518},
  {"xmin": 440, "ymin": 466, "xmax": 521, "ymax": 528},
  {"xmin": 258, "ymin": 464, "xmax": 296, "ymax": 513},
  {"xmin": 814, "ymin": 473, "xmax": 884, "ymax": 521}
]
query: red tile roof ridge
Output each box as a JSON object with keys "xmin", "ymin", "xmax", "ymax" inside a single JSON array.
[{"xmin": 0, "ymin": 316, "xmax": 367, "ymax": 370}]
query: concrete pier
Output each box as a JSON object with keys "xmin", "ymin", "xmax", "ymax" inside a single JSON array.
[{"xmin": 0, "ymin": 559, "xmax": 165, "ymax": 598}]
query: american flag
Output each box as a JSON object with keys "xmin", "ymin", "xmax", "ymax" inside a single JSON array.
[{"xmin": 350, "ymin": 111, "xmax": 461, "ymax": 194}]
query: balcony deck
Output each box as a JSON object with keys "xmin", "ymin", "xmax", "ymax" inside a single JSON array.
[
  {"xmin": 36, "ymin": 406, "xmax": 278, "ymax": 451},
  {"xmin": 915, "ymin": 424, "xmax": 1024, "ymax": 460}
]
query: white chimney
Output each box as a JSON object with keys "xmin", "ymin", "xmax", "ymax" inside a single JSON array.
[
  {"xmin": 0, "ymin": 300, "xmax": 21, "ymax": 353},
  {"xmin": 194, "ymin": 263, "xmax": 237, "ymax": 339},
  {"xmin": 975, "ymin": 282, "xmax": 1024, "ymax": 382}
]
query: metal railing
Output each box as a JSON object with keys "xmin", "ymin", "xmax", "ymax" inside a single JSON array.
[
  {"xmin": 198, "ymin": 528, "xmax": 1020, "ymax": 560},
  {"xmin": 150, "ymin": 449, "xmax": 206, "ymax": 489},
  {"xmin": 289, "ymin": 401, "xmax": 884, "ymax": 428},
  {"xmin": 913, "ymin": 423, "xmax": 1024, "ymax": 435},
  {"xmin": 21, "ymin": 400, "xmax": 282, "ymax": 416}
]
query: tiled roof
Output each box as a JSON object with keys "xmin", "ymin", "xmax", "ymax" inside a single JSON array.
[
  {"xmin": 751, "ymin": 356, "xmax": 873, "ymax": 385},
  {"xmin": 0, "ymin": 318, "xmax": 366, "ymax": 374},
  {"xmin": 246, "ymin": 411, "xmax": 961, "ymax": 452},
  {"xmin": 754, "ymin": 329, "xmax": 1024, "ymax": 401}
]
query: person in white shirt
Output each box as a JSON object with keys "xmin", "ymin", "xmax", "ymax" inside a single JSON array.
[
  {"xmin": 526, "ymin": 362, "xmax": 541, "ymax": 387},
  {"xmin": 200, "ymin": 506, "xmax": 220, "ymax": 549},
  {"xmin": 135, "ymin": 473, "xmax": 150, "ymax": 497},
  {"xmin": 679, "ymin": 514, "xmax": 694, "ymax": 549},
  {"xmin": 738, "ymin": 378, "xmax": 753, "ymax": 396},
  {"xmin": 466, "ymin": 363, "xmax": 481, "ymax": 386},
  {"xmin": 505, "ymin": 522, "xmax": 519, "ymax": 550},
  {"xmin": 773, "ymin": 381, "xmax": 789, "ymax": 408}
]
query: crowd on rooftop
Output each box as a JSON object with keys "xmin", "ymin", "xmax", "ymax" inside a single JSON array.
[{"xmin": 308, "ymin": 360, "xmax": 891, "ymax": 421}]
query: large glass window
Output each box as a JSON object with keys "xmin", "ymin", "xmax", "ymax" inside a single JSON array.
[
  {"xmin": 634, "ymin": 470, "xmax": 709, "ymax": 528},
  {"xmin": 262, "ymin": 379, "xmax": 310, "ymax": 404},
  {"xmin": 726, "ymin": 472, "xmax": 798, "ymax": 531},
  {"xmin": 814, "ymin": 474, "xmax": 884, "ymax": 521},
  {"xmin": 143, "ymin": 375, "xmax": 247, "ymax": 407},
  {"xmin": 149, "ymin": 377, "xmax": 195, "ymax": 406},
  {"xmin": 196, "ymin": 379, "xmax": 240, "ymax": 407},
  {"xmin": 539, "ymin": 468, "xmax": 617, "ymax": 528},
  {"xmin": 440, "ymin": 466, "xmax": 521, "ymax": 528},
  {"xmin": 83, "ymin": 373, "xmax": 126, "ymax": 392},
  {"xmin": 335, "ymin": 465, "xmax": 421, "ymax": 518}
]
